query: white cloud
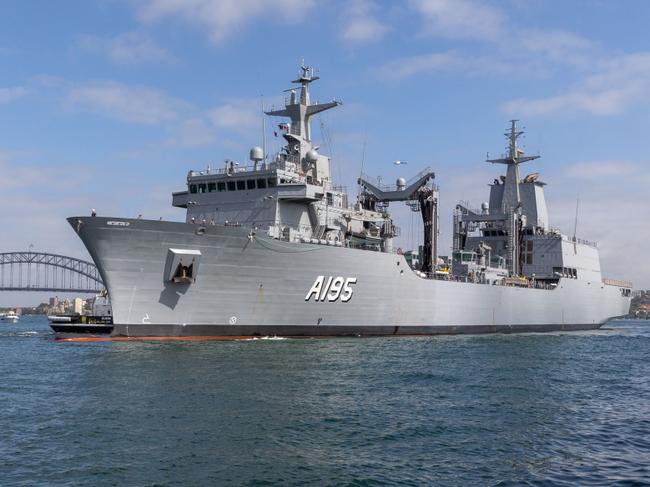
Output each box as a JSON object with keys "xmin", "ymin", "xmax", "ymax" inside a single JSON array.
[
  {"xmin": 166, "ymin": 117, "xmax": 216, "ymax": 147},
  {"xmin": 63, "ymin": 80, "xmax": 255, "ymax": 148},
  {"xmin": 0, "ymin": 86, "xmax": 28, "ymax": 104},
  {"xmin": 503, "ymin": 89, "xmax": 639, "ymax": 117},
  {"xmin": 410, "ymin": 0, "xmax": 504, "ymax": 41},
  {"xmin": 0, "ymin": 159, "xmax": 89, "ymax": 192},
  {"xmin": 208, "ymin": 99, "xmax": 261, "ymax": 131},
  {"xmin": 520, "ymin": 30, "xmax": 593, "ymax": 68},
  {"xmin": 377, "ymin": 51, "xmax": 519, "ymax": 79},
  {"xmin": 564, "ymin": 161, "xmax": 638, "ymax": 179},
  {"xmin": 377, "ymin": 2, "xmax": 595, "ymax": 87},
  {"xmin": 67, "ymin": 81, "xmax": 188, "ymax": 124},
  {"xmin": 136, "ymin": 0, "xmax": 314, "ymax": 45},
  {"xmin": 77, "ymin": 31, "xmax": 174, "ymax": 65},
  {"xmin": 503, "ymin": 53, "xmax": 650, "ymax": 116},
  {"xmin": 64, "ymin": 80, "xmax": 219, "ymax": 147},
  {"xmin": 340, "ymin": 0, "xmax": 389, "ymax": 43},
  {"xmin": 377, "ymin": 52, "xmax": 460, "ymax": 78}
]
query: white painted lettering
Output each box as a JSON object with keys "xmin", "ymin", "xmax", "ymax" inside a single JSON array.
[
  {"xmin": 320, "ymin": 276, "xmax": 334, "ymax": 301},
  {"xmin": 305, "ymin": 275, "xmax": 325, "ymax": 301},
  {"xmin": 327, "ymin": 277, "xmax": 345, "ymax": 301},
  {"xmin": 306, "ymin": 276, "xmax": 357, "ymax": 303},
  {"xmin": 340, "ymin": 277, "xmax": 357, "ymax": 302}
]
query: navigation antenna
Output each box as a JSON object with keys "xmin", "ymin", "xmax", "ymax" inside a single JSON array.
[
  {"xmin": 261, "ymin": 95, "xmax": 267, "ymax": 162},
  {"xmin": 572, "ymin": 195, "xmax": 580, "ymax": 254},
  {"xmin": 319, "ymin": 115, "xmax": 341, "ymax": 184},
  {"xmin": 357, "ymin": 134, "xmax": 368, "ymax": 201},
  {"xmin": 487, "ymin": 120, "xmax": 540, "ymax": 208}
]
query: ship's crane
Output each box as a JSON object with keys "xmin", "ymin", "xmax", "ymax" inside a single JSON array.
[{"xmin": 358, "ymin": 169, "xmax": 439, "ymax": 274}]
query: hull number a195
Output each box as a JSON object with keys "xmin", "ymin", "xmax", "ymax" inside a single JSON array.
[{"xmin": 305, "ymin": 276, "xmax": 357, "ymax": 302}]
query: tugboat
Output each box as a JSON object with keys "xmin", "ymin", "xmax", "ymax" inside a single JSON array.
[{"xmin": 48, "ymin": 291, "xmax": 113, "ymax": 337}]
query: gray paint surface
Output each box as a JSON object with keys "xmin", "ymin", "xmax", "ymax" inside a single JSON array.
[{"xmin": 69, "ymin": 217, "xmax": 630, "ymax": 337}]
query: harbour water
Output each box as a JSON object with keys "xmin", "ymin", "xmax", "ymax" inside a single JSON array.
[{"xmin": 1, "ymin": 316, "xmax": 649, "ymax": 486}]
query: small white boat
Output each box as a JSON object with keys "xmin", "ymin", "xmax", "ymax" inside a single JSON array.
[{"xmin": 0, "ymin": 311, "xmax": 20, "ymax": 323}]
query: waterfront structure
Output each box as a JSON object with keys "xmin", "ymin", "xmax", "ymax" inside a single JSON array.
[
  {"xmin": 0, "ymin": 251, "xmax": 104, "ymax": 293},
  {"xmin": 68, "ymin": 65, "xmax": 631, "ymax": 337}
]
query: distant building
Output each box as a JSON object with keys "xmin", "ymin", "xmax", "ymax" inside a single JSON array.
[
  {"xmin": 73, "ymin": 298, "xmax": 84, "ymax": 315},
  {"xmin": 49, "ymin": 296, "xmax": 59, "ymax": 307}
]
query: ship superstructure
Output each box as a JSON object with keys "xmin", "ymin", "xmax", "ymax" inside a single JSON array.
[
  {"xmin": 172, "ymin": 65, "xmax": 400, "ymax": 253},
  {"xmin": 451, "ymin": 121, "xmax": 605, "ymax": 288},
  {"xmin": 66, "ymin": 65, "xmax": 632, "ymax": 338}
]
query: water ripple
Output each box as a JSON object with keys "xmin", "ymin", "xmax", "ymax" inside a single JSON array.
[{"xmin": 0, "ymin": 317, "xmax": 649, "ymax": 486}]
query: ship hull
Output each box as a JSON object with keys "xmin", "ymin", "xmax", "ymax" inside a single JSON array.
[
  {"xmin": 110, "ymin": 322, "xmax": 604, "ymax": 338},
  {"xmin": 69, "ymin": 217, "xmax": 631, "ymax": 338}
]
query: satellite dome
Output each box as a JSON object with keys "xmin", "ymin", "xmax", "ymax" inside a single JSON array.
[
  {"xmin": 249, "ymin": 146, "xmax": 264, "ymax": 162},
  {"xmin": 396, "ymin": 177, "xmax": 406, "ymax": 190},
  {"xmin": 305, "ymin": 149, "xmax": 319, "ymax": 164}
]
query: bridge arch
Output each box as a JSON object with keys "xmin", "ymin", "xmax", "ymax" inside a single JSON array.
[{"xmin": 0, "ymin": 252, "xmax": 104, "ymax": 293}]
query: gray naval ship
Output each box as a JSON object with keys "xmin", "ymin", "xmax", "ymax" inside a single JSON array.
[{"xmin": 69, "ymin": 65, "xmax": 632, "ymax": 338}]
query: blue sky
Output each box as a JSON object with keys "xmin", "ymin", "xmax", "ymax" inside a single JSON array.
[{"xmin": 1, "ymin": 0, "xmax": 649, "ymax": 305}]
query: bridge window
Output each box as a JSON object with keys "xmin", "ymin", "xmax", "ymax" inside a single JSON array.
[
  {"xmin": 453, "ymin": 252, "xmax": 476, "ymax": 263},
  {"xmin": 257, "ymin": 178, "xmax": 267, "ymax": 189},
  {"xmin": 247, "ymin": 180, "xmax": 256, "ymax": 190},
  {"xmin": 462, "ymin": 252, "xmax": 476, "ymax": 263},
  {"xmin": 190, "ymin": 184, "xmax": 197, "ymax": 194},
  {"xmin": 227, "ymin": 181, "xmax": 236, "ymax": 191},
  {"xmin": 208, "ymin": 182, "xmax": 216, "ymax": 192},
  {"xmin": 268, "ymin": 177, "xmax": 277, "ymax": 188},
  {"xmin": 217, "ymin": 182, "xmax": 226, "ymax": 192},
  {"xmin": 327, "ymin": 192, "xmax": 333, "ymax": 206},
  {"xmin": 236, "ymin": 180, "xmax": 246, "ymax": 190}
]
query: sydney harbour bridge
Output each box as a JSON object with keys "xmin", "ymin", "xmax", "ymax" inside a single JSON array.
[{"xmin": 0, "ymin": 252, "xmax": 104, "ymax": 293}]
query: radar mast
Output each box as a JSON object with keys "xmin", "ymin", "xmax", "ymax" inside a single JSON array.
[
  {"xmin": 265, "ymin": 63, "xmax": 340, "ymax": 143},
  {"xmin": 487, "ymin": 120, "xmax": 540, "ymax": 211}
]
